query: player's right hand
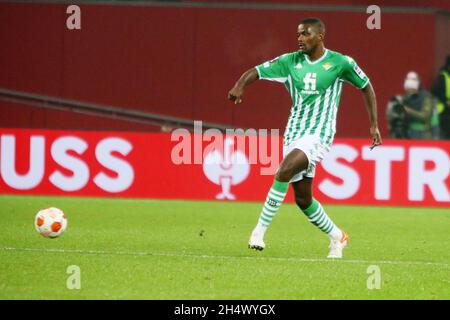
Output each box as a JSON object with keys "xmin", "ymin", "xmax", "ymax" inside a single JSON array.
[{"xmin": 228, "ymin": 86, "xmax": 244, "ymax": 104}]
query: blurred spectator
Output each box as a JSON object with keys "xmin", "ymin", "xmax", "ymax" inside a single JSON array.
[
  {"xmin": 431, "ymin": 55, "xmax": 450, "ymax": 139},
  {"xmin": 386, "ymin": 71, "xmax": 439, "ymax": 139}
]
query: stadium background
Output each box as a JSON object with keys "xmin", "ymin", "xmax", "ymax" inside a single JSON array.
[
  {"xmin": 0, "ymin": 0, "xmax": 448, "ymax": 207},
  {"xmin": 0, "ymin": 0, "xmax": 449, "ymax": 301}
]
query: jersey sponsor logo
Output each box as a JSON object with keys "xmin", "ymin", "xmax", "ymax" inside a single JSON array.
[
  {"xmin": 303, "ymin": 73, "xmax": 317, "ymax": 89},
  {"xmin": 295, "ymin": 63, "xmax": 303, "ymax": 69},
  {"xmin": 354, "ymin": 64, "xmax": 367, "ymax": 79},
  {"xmin": 302, "ymin": 72, "xmax": 319, "ymax": 94},
  {"xmin": 322, "ymin": 62, "xmax": 333, "ymax": 70}
]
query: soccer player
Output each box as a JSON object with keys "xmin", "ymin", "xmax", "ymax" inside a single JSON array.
[{"xmin": 228, "ymin": 18, "xmax": 382, "ymax": 259}]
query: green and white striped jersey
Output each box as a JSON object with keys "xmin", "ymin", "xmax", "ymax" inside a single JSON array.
[{"xmin": 255, "ymin": 49, "xmax": 370, "ymax": 146}]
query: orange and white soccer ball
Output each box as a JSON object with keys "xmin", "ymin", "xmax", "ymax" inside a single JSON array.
[{"xmin": 34, "ymin": 207, "xmax": 68, "ymax": 238}]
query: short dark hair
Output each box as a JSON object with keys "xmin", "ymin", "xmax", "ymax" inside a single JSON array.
[{"xmin": 300, "ymin": 17, "xmax": 325, "ymax": 34}]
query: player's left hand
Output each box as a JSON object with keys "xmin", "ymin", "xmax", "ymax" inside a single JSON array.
[{"xmin": 369, "ymin": 126, "xmax": 382, "ymax": 150}]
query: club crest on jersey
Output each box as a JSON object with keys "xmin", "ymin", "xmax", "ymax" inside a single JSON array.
[{"xmin": 322, "ymin": 62, "xmax": 333, "ymax": 70}]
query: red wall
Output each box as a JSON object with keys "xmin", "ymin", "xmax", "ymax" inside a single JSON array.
[
  {"xmin": 0, "ymin": 2, "xmax": 439, "ymax": 138},
  {"xmin": 191, "ymin": 0, "xmax": 450, "ymax": 11}
]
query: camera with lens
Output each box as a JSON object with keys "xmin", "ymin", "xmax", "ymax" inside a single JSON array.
[{"xmin": 386, "ymin": 95, "xmax": 408, "ymax": 138}]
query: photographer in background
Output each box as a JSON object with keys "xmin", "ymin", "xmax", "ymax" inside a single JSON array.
[
  {"xmin": 386, "ymin": 71, "xmax": 439, "ymax": 139},
  {"xmin": 432, "ymin": 56, "xmax": 450, "ymax": 139},
  {"xmin": 386, "ymin": 95, "xmax": 408, "ymax": 138}
]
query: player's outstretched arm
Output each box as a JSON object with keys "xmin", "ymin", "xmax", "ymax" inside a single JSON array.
[
  {"xmin": 362, "ymin": 82, "xmax": 382, "ymax": 149},
  {"xmin": 228, "ymin": 67, "xmax": 259, "ymax": 104}
]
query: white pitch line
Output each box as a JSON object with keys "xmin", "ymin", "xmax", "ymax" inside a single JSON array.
[{"xmin": 1, "ymin": 247, "xmax": 449, "ymax": 268}]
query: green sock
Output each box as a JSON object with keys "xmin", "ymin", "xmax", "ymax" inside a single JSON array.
[
  {"xmin": 302, "ymin": 198, "xmax": 342, "ymax": 240},
  {"xmin": 257, "ymin": 179, "xmax": 289, "ymax": 230}
]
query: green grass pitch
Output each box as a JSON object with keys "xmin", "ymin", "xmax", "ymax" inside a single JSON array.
[{"xmin": 0, "ymin": 195, "xmax": 449, "ymax": 299}]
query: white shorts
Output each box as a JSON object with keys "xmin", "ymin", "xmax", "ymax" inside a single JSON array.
[{"xmin": 282, "ymin": 135, "xmax": 331, "ymax": 183}]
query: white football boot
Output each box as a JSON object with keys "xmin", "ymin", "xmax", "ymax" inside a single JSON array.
[
  {"xmin": 248, "ymin": 228, "xmax": 265, "ymax": 251},
  {"xmin": 327, "ymin": 231, "xmax": 349, "ymax": 259}
]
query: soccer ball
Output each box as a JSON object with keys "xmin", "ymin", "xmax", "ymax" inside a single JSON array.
[{"xmin": 34, "ymin": 207, "xmax": 68, "ymax": 238}]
